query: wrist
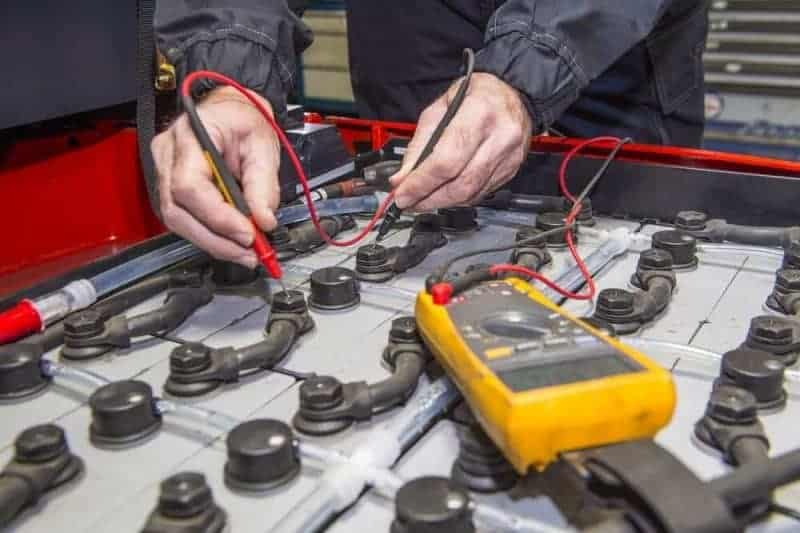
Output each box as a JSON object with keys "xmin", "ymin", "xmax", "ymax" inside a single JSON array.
[{"xmin": 203, "ymin": 86, "xmax": 274, "ymax": 116}]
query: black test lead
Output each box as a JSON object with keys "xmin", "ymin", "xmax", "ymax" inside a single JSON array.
[{"xmin": 375, "ymin": 49, "xmax": 476, "ymax": 242}]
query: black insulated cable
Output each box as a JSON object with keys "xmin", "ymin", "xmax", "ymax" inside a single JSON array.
[
  {"xmin": 376, "ymin": 49, "xmax": 476, "ymax": 242},
  {"xmin": 292, "ymin": 316, "xmax": 430, "ymax": 435},
  {"xmin": 675, "ymin": 211, "xmax": 800, "ymax": 248},
  {"xmin": 708, "ymin": 447, "xmax": 800, "ymax": 514},
  {"xmin": 356, "ymin": 214, "xmax": 447, "ymax": 283},
  {"xmin": 2, "ymin": 269, "xmax": 194, "ymax": 358},
  {"xmin": 270, "ymin": 215, "xmax": 356, "ymax": 261},
  {"xmin": 506, "ymin": 227, "xmax": 552, "ymax": 278},
  {"xmin": 0, "ymin": 270, "xmax": 205, "ymax": 400},
  {"xmin": 590, "ymin": 270, "xmax": 676, "ymax": 336},
  {"xmin": 164, "ymin": 290, "xmax": 314, "ymax": 397},
  {"xmin": 367, "ymin": 351, "xmax": 427, "ymax": 410},
  {"xmin": 429, "ymin": 224, "xmax": 575, "ymax": 284},
  {"xmin": 0, "ymin": 424, "xmax": 83, "ymax": 528},
  {"xmin": 480, "ymin": 191, "xmax": 595, "ymax": 225},
  {"xmin": 61, "ymin": 283, "xmax": 214, "ymax": 361},
  {"xmin": 694, "ymin": 385, "xmax": 770, "ymax": 467}
]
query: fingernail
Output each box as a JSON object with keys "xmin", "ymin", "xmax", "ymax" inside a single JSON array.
[
  {"xmin": 239, "ymin": 254, "xmax": 258, "ymax": 270},
  {"xmin": 235, "ymin": 231, "xmax": 254, "ymax": 247},
  {"xmin": 394, "ymin": 195, "xmax": 410, "ymax": 210}
]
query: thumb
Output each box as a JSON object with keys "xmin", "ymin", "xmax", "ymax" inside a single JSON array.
[{"xmin": 240, "ymin": 129, "xmax": 281, "ymax": 232}]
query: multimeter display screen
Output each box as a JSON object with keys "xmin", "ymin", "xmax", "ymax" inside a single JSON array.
[{"xmin": 497, "ymin": 353, "xmax": 637, "ymax": 392}]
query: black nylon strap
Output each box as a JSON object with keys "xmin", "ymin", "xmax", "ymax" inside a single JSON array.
[
  {"xmin": 584, "ymin": 440, "xmax": 740, "ymax": 533},
  {"xmin": 136, "ymin": 0, "xmax": 160, "ymax": 217}
]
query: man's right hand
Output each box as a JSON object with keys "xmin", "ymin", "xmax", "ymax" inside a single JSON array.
[{"xmin": 151, "ymin": 86, "xmax": 281, "ymax": 269}]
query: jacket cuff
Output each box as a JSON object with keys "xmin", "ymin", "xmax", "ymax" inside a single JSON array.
[
  {"xmin": 474, "ymin": 23, "xmax": 589, "ymax": 134},
  {"xmin": 160, "ymin": 20, "xmax": 311, "ymax": 124}
]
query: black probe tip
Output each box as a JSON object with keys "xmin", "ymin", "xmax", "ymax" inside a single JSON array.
[{"xmin": 376, "ymin": 203, "xmax": 403, "ymax": 242}]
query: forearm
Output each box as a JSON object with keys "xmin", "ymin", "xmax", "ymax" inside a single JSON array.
[
  {"xmin": 474, "ymin": 0, "xmax": 672, "ymax": 132},
  {"xmin": 156, "ymin": 0, "xmax": 313, "ymax": 123}
]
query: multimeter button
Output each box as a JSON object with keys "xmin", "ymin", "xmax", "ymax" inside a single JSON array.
[
  {"xmin": 719, "ymin": 348, "xmax": 786, "ymax": 409},
  {"xmin": 652, "ymin": 230, "xmax": 698, "ymax": 269}
]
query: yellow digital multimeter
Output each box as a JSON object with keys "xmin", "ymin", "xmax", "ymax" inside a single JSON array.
[{"xmin": 416, "ymin": 277, "xmax": 676, "ymax": 473}]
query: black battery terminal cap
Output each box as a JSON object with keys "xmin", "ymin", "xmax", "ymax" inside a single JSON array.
[
  {"xmin": 438, "ymin": 207, "xmax": 478, "ymax": 234},
  {"xmin": 652, "ymin": 230, "xmax": 698, "ymax": 270},
  {"xmin": 391, "ymin": 477, "xmax": 475, "ymax": 533},
  {"xmin": 0, "ymin": 344, "xmax": 49, "ymax": 400},
  {"xmin": 715, "ymin": 348, "xmax": 787, "ymax": 411},
  {"xmin": 308, "ymin": 267, "xmax": 360, "ymax": 311},
  {"xmin": 89, "ymin": 380, "xmax": 162, "ymax": 448},
  {"xmin": 141, "ymin": 472, "xmax": 227, "ymax": 533},
  {"xmin": 209, "ymin": 259, "xmax": 269, "ymax": 299},
  {"xmin": 225, "ymin": 419, "xmax": 300, "ymax": 492}
]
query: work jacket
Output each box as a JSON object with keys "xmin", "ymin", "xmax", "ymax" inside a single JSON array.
[{"xmin": 157, "ymin": 0, "xmax": 709, "ymax": 147}]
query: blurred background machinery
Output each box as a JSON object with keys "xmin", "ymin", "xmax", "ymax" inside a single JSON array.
[{"xmin": 296, "ymin": 0, "xmax": 800, "ymax": 160}]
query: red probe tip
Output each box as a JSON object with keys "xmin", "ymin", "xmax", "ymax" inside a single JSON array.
[{"xmin": 252, "ymin": 233, "xmax": 283, "ymax": 280}]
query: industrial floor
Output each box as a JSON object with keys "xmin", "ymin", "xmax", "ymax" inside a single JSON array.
[{"xmin": 2, "ymin": 211, "xmax": 799, "ymax": 533}]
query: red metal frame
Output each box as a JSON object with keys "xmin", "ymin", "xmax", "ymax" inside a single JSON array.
[
  {"xmin": 3, "ymin": 114, "xmax": 800, "ymax": 296},
  {"xmin": 0, "ymin": 125, "xmax": 164, "ymax": 294},
  {"xmin": 310, "ymin": 114, "xmax": 800, "ymax": 178}
]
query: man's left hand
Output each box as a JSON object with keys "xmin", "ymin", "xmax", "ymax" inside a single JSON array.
[{"xmin": 390, "ymin": 73, "xmax": 533, "ymax": 211}]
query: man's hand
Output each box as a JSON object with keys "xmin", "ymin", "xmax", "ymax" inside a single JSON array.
[
  {"xmin": 151, "ymin": 87, "xmax": 281, "ymax": 268},
  {"xmin": 390, "ymin": 73, "xmax": 533, "ymax": 212}
]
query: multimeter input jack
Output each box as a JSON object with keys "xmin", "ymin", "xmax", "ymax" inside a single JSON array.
[
  {"xmin": 292, "ymin": 317, "xmax": 430, "ymax": 436},
  {"xmin": 61, "ymin": 282, "xmax": 214, "ymax": 361},
  {"xmin": 164, "ymin": 290, "xmax": 313, "ymax": 397}
]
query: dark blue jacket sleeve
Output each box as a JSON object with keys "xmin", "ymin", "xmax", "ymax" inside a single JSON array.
[
  {"xmin": 156, "ymin": 1, "xmax": 313, "ymax": 122},
  {"xmin": 474, "ymin": 0, "xmax": 672, "ymax": 133}
]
